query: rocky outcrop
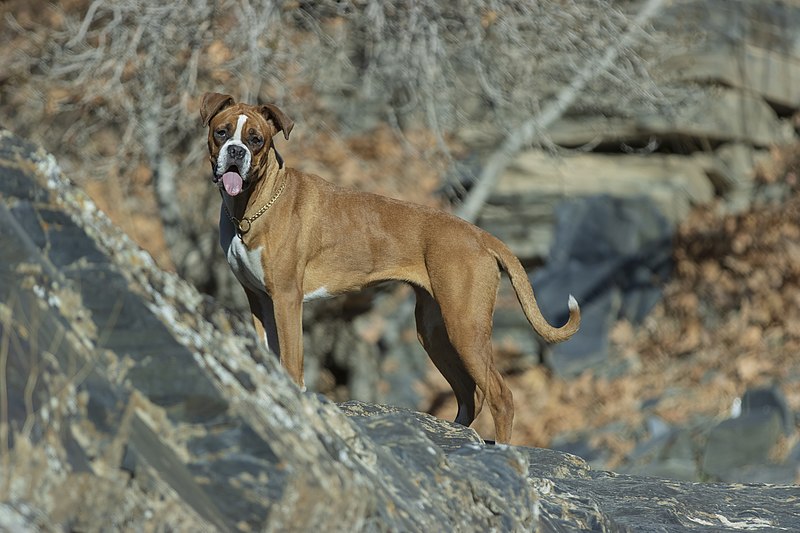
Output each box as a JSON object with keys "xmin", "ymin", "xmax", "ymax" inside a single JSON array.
[
  {"xmin": 479, "ymin": 0, "xmax": 800, "ymax": 266},
  {"xmin": 474, "ymin": 0, "xmax": 800, "ymax": 392},
  {"xmin": 1, "ymin": 131, "xmax": 799, "ymax": 531}
]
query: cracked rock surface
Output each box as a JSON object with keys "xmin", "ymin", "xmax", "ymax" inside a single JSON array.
[{"xmin": 1, "ymin": 130, "xmax": 798, "ymax": 531}]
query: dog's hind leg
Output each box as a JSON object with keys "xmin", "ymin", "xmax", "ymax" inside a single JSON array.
[
  {"xmin": 414, "ymin": 288, "xmax": 484, "ymax": 427},
  {"xmin": 428, "ymin": 253, "xmax": 515, "ymax": 443}
]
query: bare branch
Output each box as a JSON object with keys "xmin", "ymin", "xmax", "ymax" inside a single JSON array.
[{"xmin": 457, "ymin": 0, "xmax": 669, "ymax": 223}]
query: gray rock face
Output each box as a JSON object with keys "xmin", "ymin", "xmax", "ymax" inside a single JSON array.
[
  {"xmin": 480, "ymin": 0, "xmax": 800, "ymax": 270},
  {"xmin": 1, "ymin": 130, "xmax": 798, "ymax": 531},
  {"xmin": 531, "ymin": 195, "xmax": 673, "ymax": 377}
]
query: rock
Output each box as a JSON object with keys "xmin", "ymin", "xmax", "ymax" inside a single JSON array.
[
  {"xmin": 790, "ymin": 440, "xmax": 800, "ymax": 462},
  {"xmin": 656, "ymin": 0, "xmax": 800, "ymax": 58},
  {"xmin": 702, "ymin": 411, "xmax": 784, "ymax": 482},
  {"xmin": 689, "ymin": 143, "xmax": 775, "ymax": 216},
  {"xmin": 554, "ymin": 473, "xmax": 798, "ymax": 532},
  {"xmin": 338, "ymin": 401, "xmax": 483, "ymax": 452},
  {"xmin": 550, "ymin": 435, "xmax": 611, "ymax": 469},
  {"xmin": 621, "ymin": 388, "xmax": 797, "ymax": 484},
  {"xmin": 697, "ymin": 387, "xmax": 796, "ymax": 484},
  {"xmin": 625, "ymin": 459, "xmax": 700, "ymax": 483},
  {"xmin": 472, "ymin": 2, "xmax": 800, "ymax": 281},
  {"xmin": 549, "ymin": 89, "xmax": 793, "ymax": 149},
  {"xmin": 660, "ymin": 42, "xmax": 800, "ymax": 112},
  {"xmin": 622, "ymin": 426, "xmax": 700, "ymax": 482},
  {"xmin": 693, "ymin": 143, "xmax": 771, "ymax": 195},
  {"xmin": 481, "ymin": 150, "xmax": 711, "ymax": 261},
  {"xmin": 741, "ymin": 386, "xmax": 794, "ymax": 436},
  {"xmin": 530, "ymin": 195, "xmax": 673, "ymax": 377},
  {"xmin": 2, "ymin": 130, "xmax": 800, "ymax": 531}
]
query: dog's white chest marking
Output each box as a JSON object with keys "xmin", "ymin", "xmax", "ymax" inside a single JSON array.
[
  {"xmin": 228, "ymin": 237, "xmax": 265, "ymax": 289},
  {"xmin": 303, "ymin": 287, "xmax": 332, "ymax": 302},
  {"xmin": 227, "ymin": 236, "xmax": 266, "ymax": 291},
  {"xmin": 220, "ymin": 215, "xmax": 267, "ymax": 291}
]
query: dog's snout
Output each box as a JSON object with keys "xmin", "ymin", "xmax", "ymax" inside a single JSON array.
[{"xmin": 227, "ymin": 144, "xmax": 246, "ymax": 160}]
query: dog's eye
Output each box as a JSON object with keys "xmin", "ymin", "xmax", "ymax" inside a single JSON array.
[
  {"xmin": 215, "ymin": 129, "xmax": 228, "ymax": 140},
  {"xmin": 249, "ymin": 135, "xmax": 263, "ymax": 147}
]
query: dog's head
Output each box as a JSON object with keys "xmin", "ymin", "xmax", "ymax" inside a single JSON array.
[{"xmin": 200, "ymin": 92, "xmax": 294, "ymax": 196}]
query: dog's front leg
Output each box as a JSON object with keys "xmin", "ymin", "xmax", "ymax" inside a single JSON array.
[
  {"xmin": 271, "ymin": 291, "xmax": 305, "ymax": 389},
  {"xmin": 244, "ymin": 288, "xmax": 280, "ymax": 356}
]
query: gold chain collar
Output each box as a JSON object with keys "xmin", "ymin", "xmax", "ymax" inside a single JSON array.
[{"xmin": 222, "ymin": 175, "xmax": 287, "ymax": 235}]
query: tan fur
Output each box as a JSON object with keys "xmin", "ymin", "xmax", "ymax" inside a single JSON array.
[{"xmin": 201, "ymin": 92, "xmax": 580, "ymax": 443}]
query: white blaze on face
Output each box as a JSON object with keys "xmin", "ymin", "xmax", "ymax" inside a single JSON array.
[
  {"xmin": 216, "ymin": 114, "xmax": 252, "ymax": 196},
  {"xmin": 232, "ymin": 114, "xmax": 247, "ymax": 142}
]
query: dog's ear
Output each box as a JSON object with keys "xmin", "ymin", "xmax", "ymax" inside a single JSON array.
[
  {"xmin": 260, "ymin": 103, "xmax": 294, "ymax": 140},
  {"xmin": 200, "ymin": 92, "xmax": 235, "ymax": 126}
]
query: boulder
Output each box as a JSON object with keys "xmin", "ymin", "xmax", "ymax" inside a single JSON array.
[
  {"xmin": 481, "ymin": 150, "xmax": 711, "ymax": 262},
  {"xmin": 693, "ymin": 143, "xmax": 771, "ymax": 194},
  {"xmin": 656, "ymin": 0, "xmax": 800, "ymax": 60},
  {"xmin": 660, "ymin": 43, "xmax": 800, "ymax": 112},
  {"xmin": 548, "ymin": 89, "xmax": 793, "ymax": 149},
  {"xmin": 702, "ymin": 411, "xmax": 785, "ymax": 483},
  {"xmin": 700, "ymin": 386, "xmax": 796, "ymax": 483},
  {"xmin": 740, "ymin": 386, "xmax": 794, "ymax": 435},
  {"xmin": 529, "ymin": 195, "xmax": 673, "ymax": 377},
  {"xmin": 621, "ymin": 423, "xmax": 700, "ymax": 482},
  {"xmin": 2, "ymin": 130, "xmax": 799, "ymax": 531}
]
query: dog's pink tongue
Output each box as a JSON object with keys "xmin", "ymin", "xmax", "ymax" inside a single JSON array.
[{"xmin": 222, "ymin": 171, "xmax": 243, "ymax": 196}]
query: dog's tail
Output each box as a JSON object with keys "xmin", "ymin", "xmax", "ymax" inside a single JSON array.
[{"xmin": 487, "ymin": 236, "xmax": 580, "ymax": 343}]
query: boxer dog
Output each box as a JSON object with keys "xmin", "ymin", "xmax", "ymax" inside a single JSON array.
[{"xmin": 200, "ymin": 92, "xmax": 579, "ymax": 442}]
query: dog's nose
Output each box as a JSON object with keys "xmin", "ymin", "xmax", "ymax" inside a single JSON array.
[{"xmin": 227, "ymin": 144, "xmax": 246, "ymax": 160}]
